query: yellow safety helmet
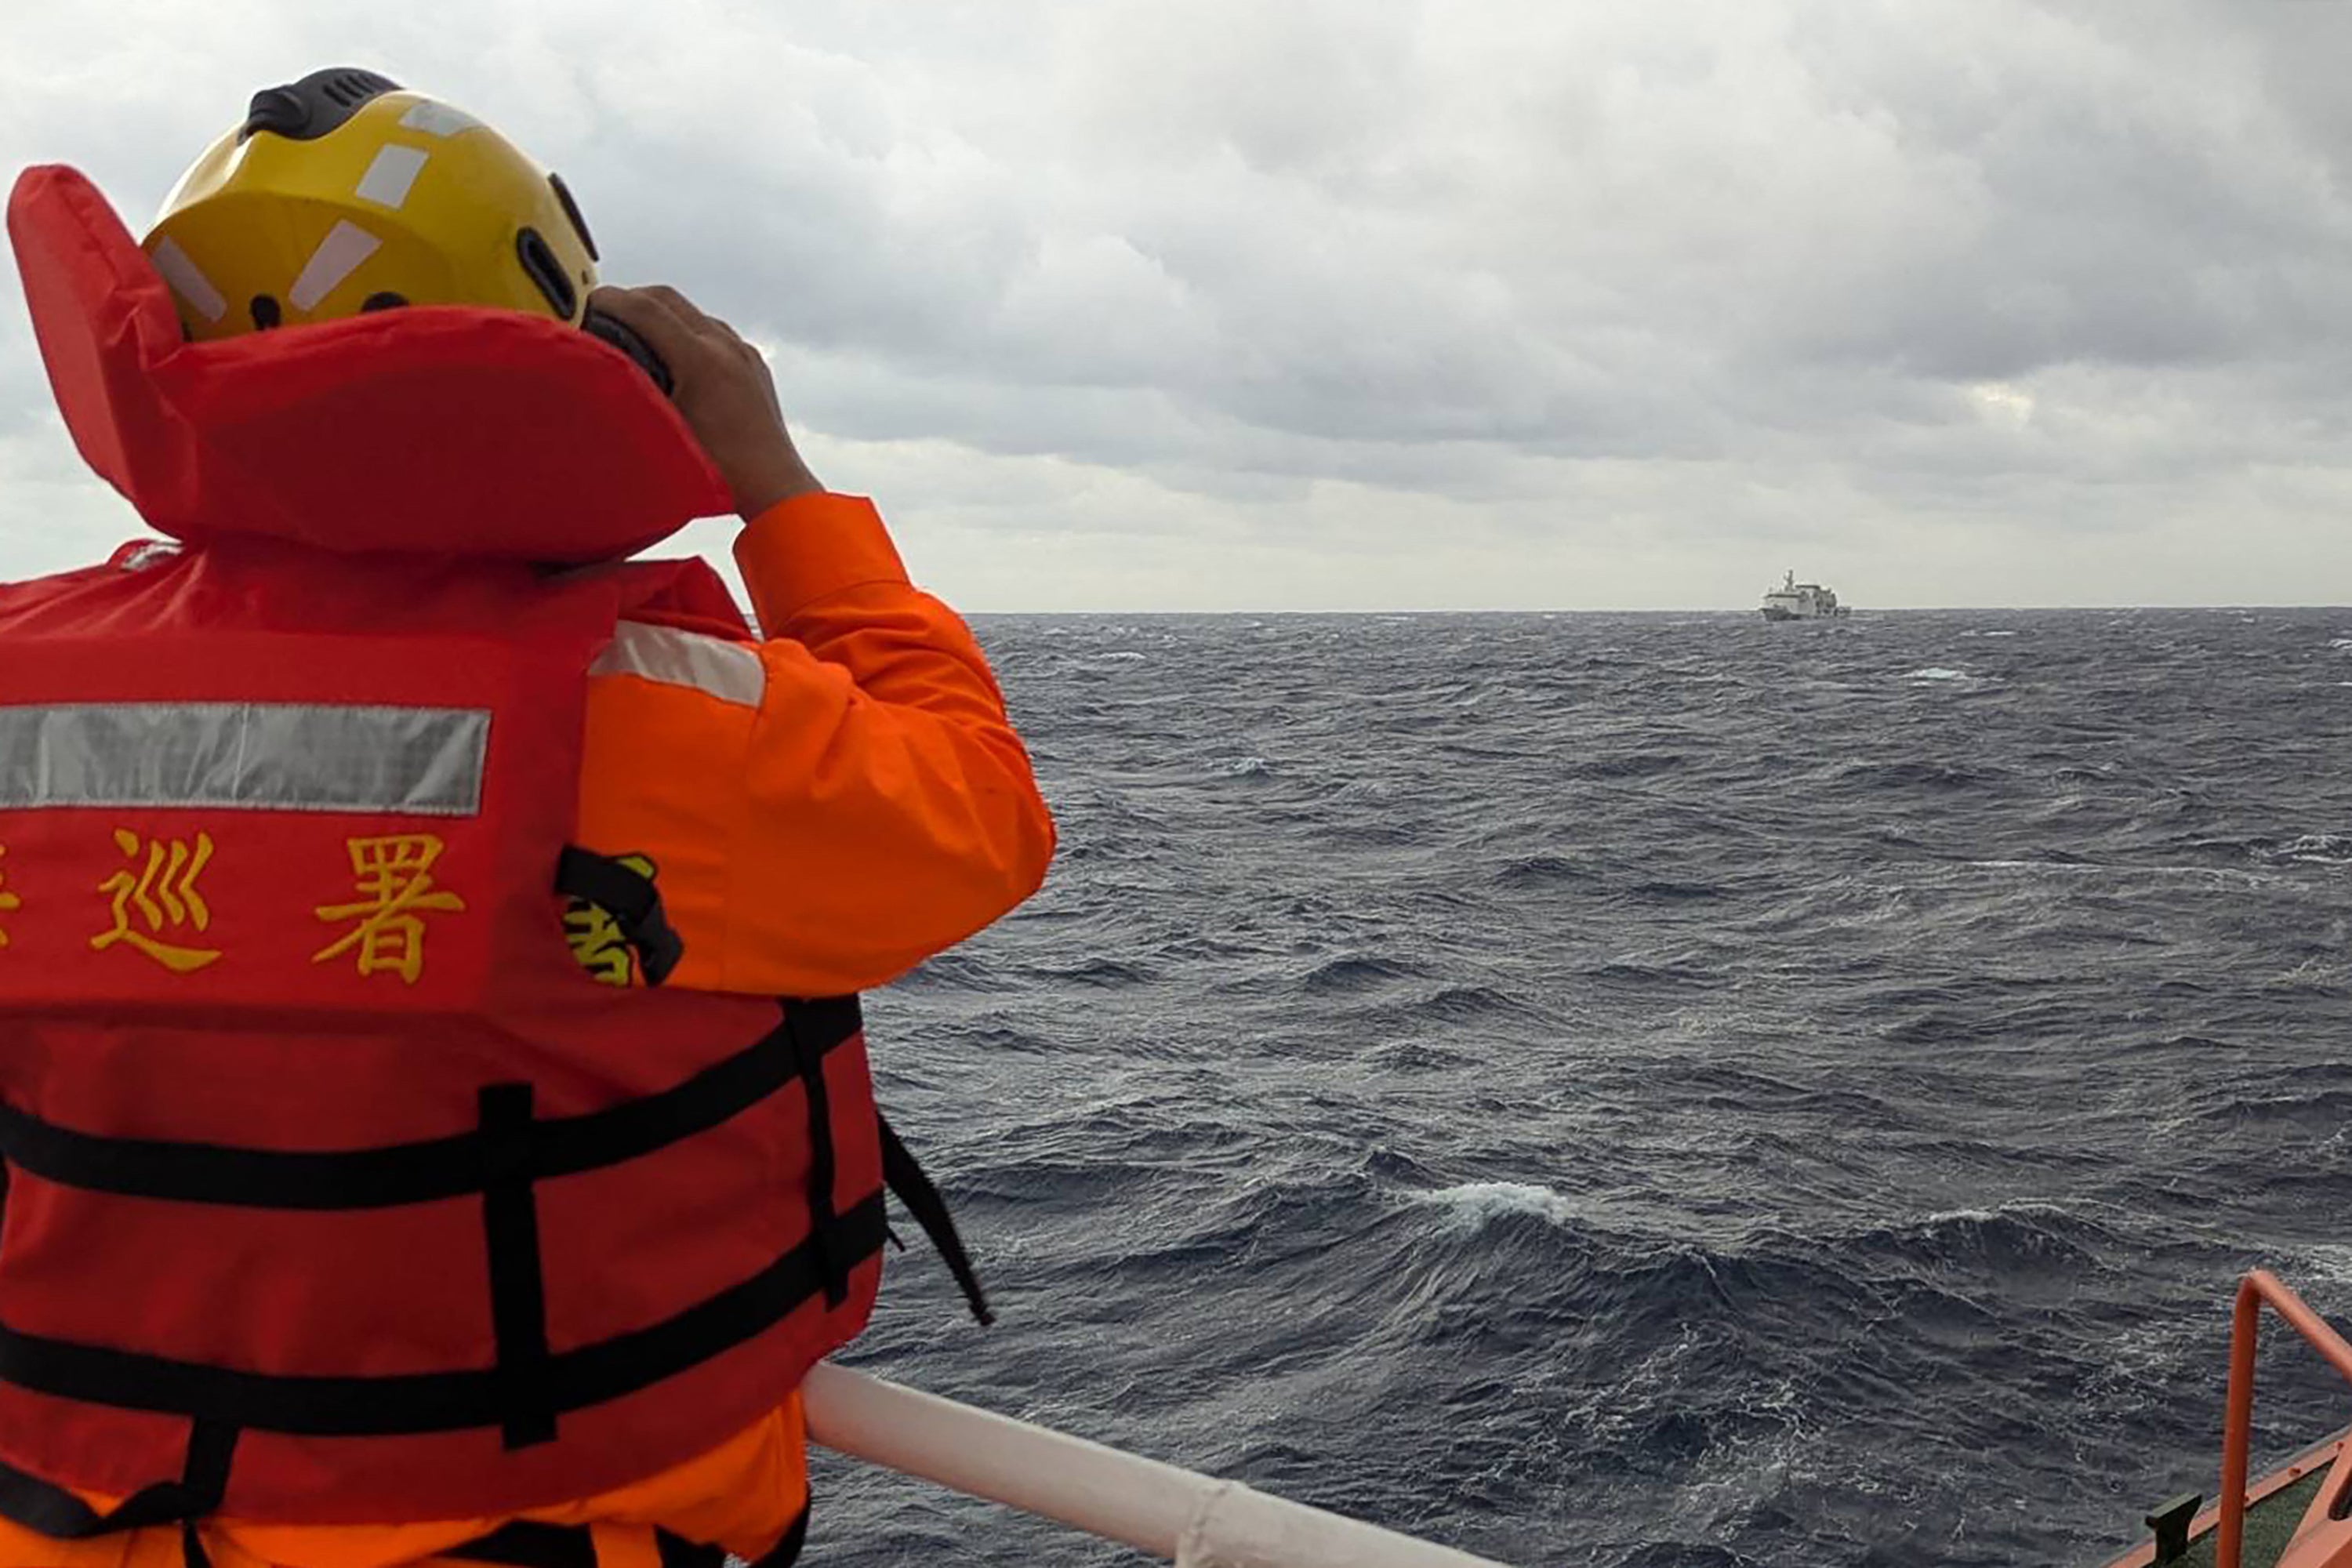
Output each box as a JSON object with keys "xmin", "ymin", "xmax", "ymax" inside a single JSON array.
[{"xmin": 144, "ymin": 67, "xmax": 601, "ymax": 341}]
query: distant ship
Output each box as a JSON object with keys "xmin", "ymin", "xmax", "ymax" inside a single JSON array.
[{"xmin": 1760, "ymin": 569, "xmax": 1851, "ymax": 621}]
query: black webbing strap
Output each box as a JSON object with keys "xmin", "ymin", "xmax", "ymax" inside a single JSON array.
[
  {"xmin": 656, "ymin": 1512, "xmax": 806, "ymax": 1568},
  {"xmin": 479, "ymin": 1084, "xmax": 556, "ymax": 1450},
  {"xmin": 0, "ymin": 1419, "xmax": 235, "ymax": 1541},
  {"xmin": 0, "ymin": 1192, "xmax": 887, "ymax": 1437},
  {"xmin": 786, "ymin": 1009, "xmax": 847, "ymax": 1310},
  {"xmin": 0, "ymin": 999, "xmax": 864, "ymax": 1210},
  {"xmin": 555, "ymin": 847, "xmax": 683, "ymax": 985},
  {"xmin": 446, "ymin": 1509, "xmax": 808, "ymax": 1568},
  {"xmin": 877, "ymin": 1116, "xmax": 993, "ymax": 1327},
  {"xmin": 445, "ymin": 1521, "xmax": 597, "ymax": 1568}
]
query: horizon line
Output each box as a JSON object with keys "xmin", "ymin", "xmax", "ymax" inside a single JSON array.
[{"xmin": 958, "ymin": 602, "xmax": 2352, "ymax": 615}]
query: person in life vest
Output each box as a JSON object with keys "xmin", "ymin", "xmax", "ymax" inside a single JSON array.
[{"xmin": 0, "ymin": 67, "xmax": 1054, "ymax": 1568}]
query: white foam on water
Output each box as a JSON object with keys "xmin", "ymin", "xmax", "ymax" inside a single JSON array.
[
  {"xmin": 1967, "ymin": 858, "xmax": 2272, "ymax": 887},
  {"xmin": 2270, "ymin": 833, "xmax": 2352, "ymax": 863},
  {"xmin": 1412, "ymin": 1181, "xmax": 1577, "ymax": 1227},
  {"xmin": 1905, "ymin": 666, "xmax": 1968, "ymax": 681},
  {"xmin": 2289, "ymin": 1243, "xmax": 2352, "ymax": 1298},
  {"xmin": 2282, "ymin": 833, "xmax": 2351, "ymax": 852},
  {"xmin": 1919, "ymin": 1198, "xmax": 2074, "ymax": 1226}
]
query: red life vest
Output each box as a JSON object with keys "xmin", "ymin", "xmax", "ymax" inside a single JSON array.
[{"xmin": 0, "ymin": 167, "xmax": 982, "ymax": 1537}]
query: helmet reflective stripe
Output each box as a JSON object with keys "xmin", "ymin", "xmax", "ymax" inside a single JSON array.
[
  {"xmin": 289, "ymin": 221, "xmax": 382, "ymax": 312},
  {"xmin": 397, "ymin": 100, "xmax": 480, "ymax": 137},
  {"xmin": 148, "ymin": 238, "xmax": 227, "ymax": 323},
  {"xmin": 354, "ymin": 144, "xmax": 429, "ymax": 209}
]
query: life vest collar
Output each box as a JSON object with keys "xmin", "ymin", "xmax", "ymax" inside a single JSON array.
[{"xmin": 5, "ymin": 164, "xmax": 730, "ymax": 564}]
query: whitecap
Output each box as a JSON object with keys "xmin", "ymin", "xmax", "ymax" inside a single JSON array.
[
  {"xmin": 1100, "ymin": 651, "xmax": 1148, "ymax": 663},
  {"xmin": 1225, "ymin": 757, "xmax": 1272, "ymax": 776},
  {"xmin": 2263, "ymin": 834, "xmax": 2352, "ymax": 864},
  {"xmin": 1906, "ymin": 667, "xmax": 1968, "ymax": 681},
  {"xmin": 1919, "ymin": 1199, "xmax": 2074, "ymax": 1226},
  {"xmin": 1410, "ymin": 1181, "xmax": 1577, "ymax": 1227},
  {"xmin": 2290, "ymin": 1243, "xmax": 2352, "ymax": 1296}
]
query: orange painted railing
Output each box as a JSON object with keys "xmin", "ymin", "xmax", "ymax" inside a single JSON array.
[{"xmin": 2217, "ymin": 1271, "xmax": 2352, "ymax": 1568}]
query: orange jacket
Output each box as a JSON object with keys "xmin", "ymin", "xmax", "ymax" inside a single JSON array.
[
  {"xmin": 0, "ymin": 491, "xmax": 1053, "ymax": 1568},
  {"xmin": 579, "ymin": 489, "xmax": 1055, "ymax": 996}
]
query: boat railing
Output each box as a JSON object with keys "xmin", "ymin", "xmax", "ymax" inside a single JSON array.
[
  {"xmin": 2217, "ymin": 1270, "xmax": 2352, "ymax": 1568},
  {"xmin": 803, "ymin": 1362, "xmax": 1517, "ymax": 1568}
]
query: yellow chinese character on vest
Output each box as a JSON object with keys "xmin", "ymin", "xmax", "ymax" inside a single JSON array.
[
  {"xmin": 0, "ymin": 845, "xmax": 20, "ymax": 949},
  {"xmin": 91, "ymin": 829, "xmax": 223, "ymax": 973},
  {"xmin": 562, "ymin": 852, "xmax": 658, "ymax": 987},
  {"xmin": 313, "ymin": 834, "xmax": 466, "ymax": 985}
]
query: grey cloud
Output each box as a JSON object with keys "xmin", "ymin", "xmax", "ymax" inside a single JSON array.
[{"xmin": 4, "ymin": 0, "xmax": 2352, "ymax": 608}]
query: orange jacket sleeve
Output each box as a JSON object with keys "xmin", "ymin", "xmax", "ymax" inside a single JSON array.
[{"xmin": 575, "ymin": 492, "xmax": 1054, "ymax": 997}]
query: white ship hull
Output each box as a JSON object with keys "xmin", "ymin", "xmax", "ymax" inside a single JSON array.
[{"xmin": 1760, "ymin": 571, "xmax": 1849, "ymax": 620}]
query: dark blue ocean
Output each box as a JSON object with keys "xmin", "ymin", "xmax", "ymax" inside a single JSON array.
[{"xmin": 811, "ymin": 608, "xmax": 2352, "ymax": 1568}]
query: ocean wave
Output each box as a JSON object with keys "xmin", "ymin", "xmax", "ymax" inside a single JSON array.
[
  {"xmin": 1367, "ymin": 1040, "xmax": 1478, "ymax": 1071},
  {"xmin": 1407, "ymin": 1181, "xmax": 1581, "ymax": 1228},
  {"xmin": 2252, "ymin": 833, "xmax": 2352, "ymax": 863},
  {"xmin": 1031, "ymin": 956, "xmax": 1160, "ymax": 987},
  {"xmin": 1573, "ymin": 752, "xmax": 1691, "ymax": 780},
  {"xmin": 829, "ymin": 608, "xmax": 2352, "ymax": 1568},
  {"xmin": 1833, "ymin": 760, "xmax": 1991, "ymax": 790},
  {"xmin": 1301, "ymin": 954, "xmax": 1425, "ymax": 993},
  {"xmin": 1410, "ymin": 983, "xmax": 1541, "ymax": 1022},
  {"xmin": 1494, "ymin": 852, "xmax": 1598, "ymax": 888},
  {"xmin": 1622, "ymin": 879, "xmax": 1726, "ymax": 902}
]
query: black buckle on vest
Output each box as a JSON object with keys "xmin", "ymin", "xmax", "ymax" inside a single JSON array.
[{"xmin": 556, "ymin": 846, "xmax": 684, "ymax": 985}]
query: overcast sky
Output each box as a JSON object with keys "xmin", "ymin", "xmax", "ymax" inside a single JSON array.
[{"xmin": 5, "ymin": 2, "xmax": 2350, "ymax": 611}]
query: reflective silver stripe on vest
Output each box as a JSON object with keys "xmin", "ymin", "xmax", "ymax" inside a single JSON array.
[
  {"xmin": 590, "ymin": 622, "xmax": 765, "ymax": 709},
  {"xmin": 0, "ymin": 704, "xmax": 490, "ymax": 816}
]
